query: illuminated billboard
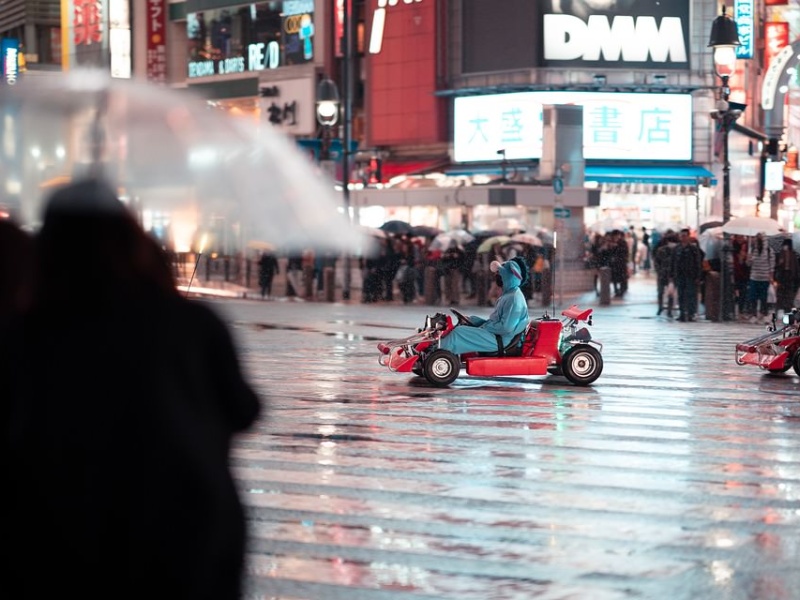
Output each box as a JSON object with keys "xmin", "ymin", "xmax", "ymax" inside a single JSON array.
[
  {"xmin": 453, "ymin": 92, "xmax": 693, "ymax": 162},
  {"xmin": 187, "ymin": 0, "xmax": 315, "ymax": 79}
]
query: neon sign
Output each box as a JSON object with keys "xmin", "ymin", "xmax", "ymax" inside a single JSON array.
[
  {"xmin": 734, "ymin": 0, "xmax": 754, "ymax": 59},
  {"xmin": 454, "ymin": 92, "xmax": 693, "ymax": 162},
  {"xmin": 2, "ymin": 38, "xmax": 19, "ymax": 85}
]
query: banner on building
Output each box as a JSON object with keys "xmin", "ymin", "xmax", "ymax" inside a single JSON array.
[
  {"xmin": 60, "ymin": 0, "xmax": 111, "ymax": 71},
  {"xmin": 454, "ymin": 91, "xmax": 693, "ymax": 162},
  {"xmin": 146, "ymin": 0, "xmax": 167, "ymax": 82},
  {"xmin": 2, "ymin": 38, "xmax": 20, "ymax": 85},
  {"xmin": 540, "ymin": 0, "xmax": 691, "ymax": 70}
]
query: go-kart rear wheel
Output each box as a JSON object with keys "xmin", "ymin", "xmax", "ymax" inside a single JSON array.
[
  {"xmin": 562, "ymin": 346, "xmax": 603, "ymax": 386},
  {"xmin": 792, "ymin": 351, "xmax": 800, "ymax": 377},
  {"xmin": 423, "ymin": 350, "xmax": 460, "ymax": 387}
]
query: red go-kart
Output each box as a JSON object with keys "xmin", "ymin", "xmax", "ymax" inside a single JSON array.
[
  {"xmin": 377, "ymin": 305, "xmax": 603, "ymax": 387},
  {"xmin": 735, "ymin": 308, "xmax": 800, "ymax": 375}
]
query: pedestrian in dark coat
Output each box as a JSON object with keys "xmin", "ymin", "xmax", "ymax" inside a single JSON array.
[
  {"xmin": 0, "ymin": 178, "xmax": 261, "ymax": 600},
  {"xmin": 258, "ymin": 250, "xmax": 279, "ymax": 299},
  {"xmin": 671, "ymin": 228, "xmax": 703, "ymax": 321},
  {"xmin": 774, "ymin": 238, "xmax": 799, "ymax": 312},
  {"xmin": 654, "ymin": 232, "xmax": 678, "ymax": 316}
]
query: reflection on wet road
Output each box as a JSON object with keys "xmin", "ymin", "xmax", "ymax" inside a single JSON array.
[{"xmin": 214, "ymin": 298, "xmax": 800, "ymax": 600}]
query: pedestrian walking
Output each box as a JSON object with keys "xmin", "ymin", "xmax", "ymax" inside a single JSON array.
[
  {"xmin": 773, "ymin": 238, "xmax": 799, "ymax": 313},
  {"xmin": 0, "ymin": 178, "xmax": 262, "ymax": 600},
  {"xmin": 654, "ymin": 232, "xmax": 678, "ymax": 316},
  {"xmin": 745, "ymin": 233, "xmax": 775, "ymax": 322},
  {"xmin": 671, "ymin": 228, "xmax": 702, "ymax": 321},
  {"xmin": 258, "ymin": 250, "xmax": 279, "ymax": 299},
  {"xmin": 640, "ymin": 226, "xmax": 651, "ymax": 273},
  {"xmin": 732, "ymin": 240, "xmax": 749, "ymax": 318}
]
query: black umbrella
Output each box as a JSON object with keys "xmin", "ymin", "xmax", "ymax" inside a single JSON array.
[
  {"xmin": 379, "ymin": 220, "xmax": 413, "ymax": 235},
  {"xmin": 409, "ymin": 224, "xmax": 441, "ymax": 238},
  {"xmin": 699, "ymin": 221, "xmax": 724, "ymax": 233}
]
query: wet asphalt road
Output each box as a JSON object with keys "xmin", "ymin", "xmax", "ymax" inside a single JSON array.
[{"xmin": 206, "ymin": 275, "xmax": 800, "ymax": 600}]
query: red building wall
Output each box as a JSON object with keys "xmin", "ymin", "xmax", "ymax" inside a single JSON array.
[{"xmin": 365, "ymin": 0, "xmax": 445, "ymax": 147}]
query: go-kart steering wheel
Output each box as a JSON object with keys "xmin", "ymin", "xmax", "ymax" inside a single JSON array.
[{"xmin": 451, "ymin": 308, "xmax": 473, "ymax": 326}]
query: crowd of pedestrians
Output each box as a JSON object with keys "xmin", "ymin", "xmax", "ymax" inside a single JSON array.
[
  {"xmin": 584, "ymin": 223, "xmax": 800, "ymax": 323},
  {"xmin": 358, "ymin": 231, "xmax": 550, "ymax": 307}
]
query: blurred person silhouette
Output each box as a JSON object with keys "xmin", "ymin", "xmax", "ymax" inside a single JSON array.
[
  {"xmin": 438, "ymin": 257, "xmax": 530, "ymax": 356},
  {"xmin": 258, "ymin": 249, "xmax": 279, "ymax": 299},
  {"xmin": 0, "ymin": 219, "xmax": 34, "ymax": 323},
  {"xmin": 0, "ymin": 177, "xmax": 261, "ymax": 600},
  {"xmin": 774, "ymin": 238, "xmax": 799, "ymax": 313}
]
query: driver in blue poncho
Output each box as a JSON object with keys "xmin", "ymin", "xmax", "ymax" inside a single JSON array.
[{"xmin": 438, "ymin": 257, "xmax": 530, "ymax": 356}]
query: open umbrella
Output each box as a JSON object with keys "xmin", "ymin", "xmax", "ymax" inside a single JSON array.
[
  {"xmin": 722, "ymin": 216, "xmax": 783, "ymax": 237},
  {"xmin": 698, "ymin": 227, "xmax": 723, "ymax": 260},
  {"xmin": 510, "ymin": 232, "xmax": 543, "ymax": 247},
  {"xmin": 449, "ymin": 229, "xmax": 475, "ymax": 245},
  {"xmin": 379, "ymin": 220, "xmax": 413, "ymax": 235},
  {"xmin": 477, "ymin": 235, "xmax": 511, "ymax": 253},
  {"xmin": 588, "ymin": 218, "xmax": 629, "ymax": 233},
  {"xmin": 359, "ymin": 225, "xmax": 387, "ymax": 239},
  {"xmin": 490, "ymin": 217, "xmax": 523, "ymax": 233},
  {"xmin": 409, "ymin": 224, "xmax": 441, "ymax": 238},
  {"xmin": 0, "ymin": 68, "xmax": 363, "ymax": 253}
]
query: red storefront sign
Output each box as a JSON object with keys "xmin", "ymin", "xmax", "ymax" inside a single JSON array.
[
  {"xmin": 765, "ymin": 22, "xmax": 790, "ymax": 70},
  {"xmin": 146, "ymin": 0, "xmax": 167, "ymax": 83},
  {"xmin": 73, "ymin": 0, "xmax": 103, "ymax": 46}
]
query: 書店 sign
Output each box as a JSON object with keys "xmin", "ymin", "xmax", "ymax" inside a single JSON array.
[{"xmin": 453, "ymin": 91, "xmax": 693, "ymax": 163}]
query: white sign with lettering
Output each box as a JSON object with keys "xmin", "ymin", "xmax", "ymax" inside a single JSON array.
[
  {"xmin": 544, "ymin": 14, "xmax": 687, "ymax": 64},
  {"xmin": 453, "ymin": 91, "xmax": 692, "ymax": 163}
]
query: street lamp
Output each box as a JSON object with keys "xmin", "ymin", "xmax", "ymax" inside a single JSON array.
[
  {"xmin": 708, "ymin": 5, "xmax": 741, "ymax": 321},
  {"xmin": 315, "ymin": 78, "xmax": 340, "ymax": 128},
  {"xmin": 316, "ymin": 77, "xmax": 340, "ymax": 166}
]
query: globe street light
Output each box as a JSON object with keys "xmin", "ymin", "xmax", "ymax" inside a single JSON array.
[
  {"xmin": 315, "ymin": 78, "xmax": 340, "ymax": 128},
  {"xmin": 708, "ymin": 5, "xmax": 741, "ymax": 321}
]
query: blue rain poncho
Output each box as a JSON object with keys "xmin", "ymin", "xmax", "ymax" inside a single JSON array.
[{"xmin": 439, "ymin": 258, "xmax": 530, "ymax": 356}]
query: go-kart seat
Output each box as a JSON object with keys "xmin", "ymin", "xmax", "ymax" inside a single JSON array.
[{"xmin": 476, "ymin": 329, "xmax": 526, "ymax": 358}]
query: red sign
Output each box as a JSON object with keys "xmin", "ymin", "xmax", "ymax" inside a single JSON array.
[
  {"xmin": 365, "ymin": 0, "xmax": 445, "ymax": 146},
  {"xmin": 335, "ymin": 0, "xmax": 345, "ymax": 58},
  {"xmin": 765, "ymin": 22, "xmax": 790, "ymax": 70},
  {"xmin": 765, "ymin": 0, "xmax": 789, "ymax": 6},
  {"xmin": 146, "ymin": 0, "xmax": 167, "ymax": 83},
  {"xmin": 73, "ymin": 0, "xmax": 103, "ymax": 47}
]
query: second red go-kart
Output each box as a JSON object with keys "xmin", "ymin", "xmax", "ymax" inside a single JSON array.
[
  {"xmin": 377, "ymin": 305, "xmax": 603, "ymax": 387},
  {"xmin": 735, "ymin": 308, "xmax": 800, "ymax": 375}
]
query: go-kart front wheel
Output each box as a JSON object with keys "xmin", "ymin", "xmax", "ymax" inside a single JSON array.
[
  {"xmin": 562, "ymin": 346, "xmax": 603, "ymax": 386},
  {"xmin": 423, "ymin": 350, "xmax": 461, "ymax": 387}
]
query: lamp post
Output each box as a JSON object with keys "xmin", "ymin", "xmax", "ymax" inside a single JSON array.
[
  {"xmin": 316, "ymin": 77, "xmax": 339, "ymax": 161},
  {"xmin": 316, "ymin": 74, "xmax": 351, "ymax": 300},
  {"xmin": 708, "ymin": 5, "xmax": 741, "ymax": 321}
]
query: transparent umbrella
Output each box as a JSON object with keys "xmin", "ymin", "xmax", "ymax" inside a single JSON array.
[{"xmin": 0, "ymin": 68, "xmax": 363, "ymax": 253}]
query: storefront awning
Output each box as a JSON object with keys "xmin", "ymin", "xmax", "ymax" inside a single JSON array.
[{"xmin": 584, "ymin": 165, "xmax": 717, "ymax": 186}]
